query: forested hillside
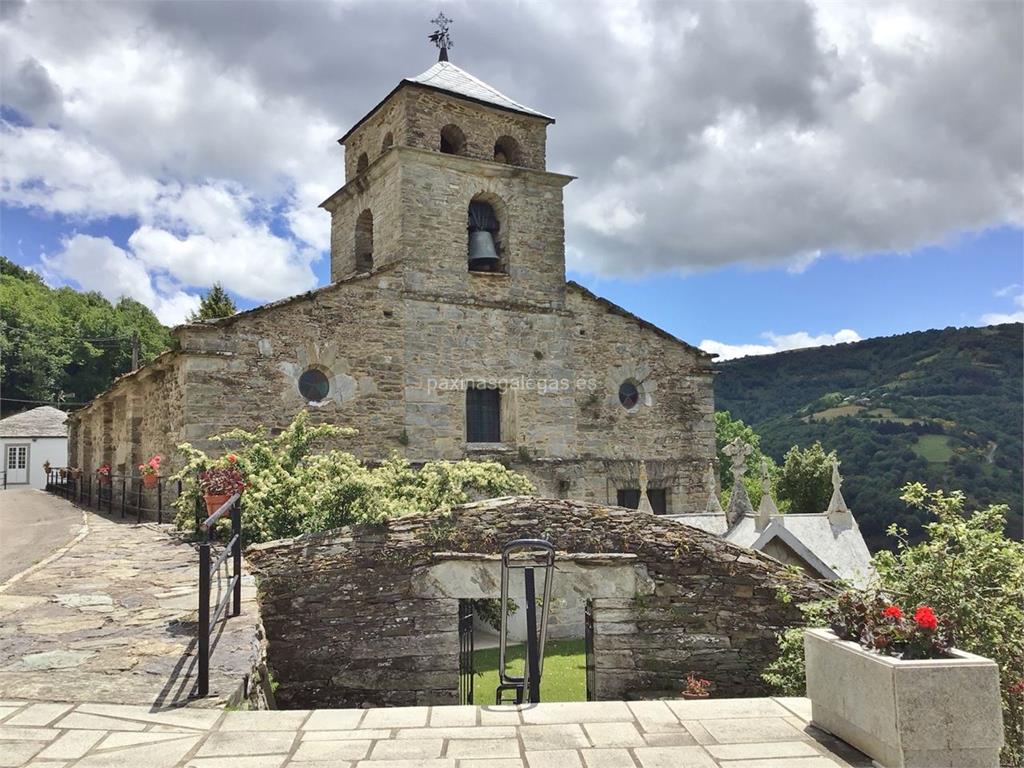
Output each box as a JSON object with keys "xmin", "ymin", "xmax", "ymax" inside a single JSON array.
[
  {"xmin": 0, "ymin": 257, "xmax": 171, "ymax": 417},
  {"xmin": 715, "ymin": 324, "xmax": 1023, "ymax": 550}
]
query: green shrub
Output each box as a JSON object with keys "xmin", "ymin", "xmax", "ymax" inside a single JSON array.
[
  {"xmin": 172, "ymin": 411, "xmax": 534, "ymax": 544},
  {"xmin": 762, "ymin": 482, "xmax": 1024, "ymax": 766}
]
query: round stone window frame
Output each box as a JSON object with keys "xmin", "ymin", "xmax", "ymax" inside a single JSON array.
[
  {"xmin": 618, "ymin": 379, "xmax": 641, "ymax": 411},
  {"xmin": 297, "ymin": 367, "xmax": 331, "ymax": 403}
]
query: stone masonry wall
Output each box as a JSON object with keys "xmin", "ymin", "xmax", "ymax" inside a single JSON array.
[{"xmin": 247, "ymin": 496, "xmax": 830, "ymax": 709}]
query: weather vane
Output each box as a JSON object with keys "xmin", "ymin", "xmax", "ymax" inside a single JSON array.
[{"xmin": 429, "ymin": 12, "xmax": 453, "ymax": 62}]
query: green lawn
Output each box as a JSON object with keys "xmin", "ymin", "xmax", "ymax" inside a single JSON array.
[
  {"xmin": 912, "ymin": 434, "xmax": 954, "ymax": 463},
  {"xmin": 471, "ymin": 638, "xmax": 587, "ymax": 704}
]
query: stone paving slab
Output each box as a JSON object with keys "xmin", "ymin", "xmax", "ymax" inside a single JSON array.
[
  {"xmin": 0, "ymin": 493, "xmax": 262, "ymax": 709},
  {"xmin": 0, "ymin": 698, "xmax": 872, "ymax": 767}
]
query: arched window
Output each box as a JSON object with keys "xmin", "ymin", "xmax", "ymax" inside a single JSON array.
[
  {"xmin": 381, "ymin": 132, "xmax": 394, "ymax": 153},
  {"xmin": 356, "ymin": 152, "xmax": 369, "ymax": 174},
  {"xmin": 493, "ymin": 136, "xmax": 521, "ymax": 165},
  {"xmin": 355, "ymin": 209, "xmax": 373, "ymax": 272},
  {"xmin": 440, "ymin": 124, "xmax": 466, "ymax": 155},
  {"xmin": 467, "ymin": 195, "xmax": 504, "ymax": 273}
]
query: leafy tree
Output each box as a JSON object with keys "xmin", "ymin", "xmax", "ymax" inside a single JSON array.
[
  {"xmin": 172, "ymin": 411, "xmax": 535, "ymax": 544},
  {"xmin": 0, "ymin": 257, "xmax": 172, "ymax": 415},
  {"xmin": 763, "ymin": 483, "xmax": 1024, "ymax": 765},
  {"xmin": 776, "ymin": 442, "xmax": 836, "ymax": 514},
  {"xmin": 187, "ymin": 282, "xmax": 236, "ymax": 322}
]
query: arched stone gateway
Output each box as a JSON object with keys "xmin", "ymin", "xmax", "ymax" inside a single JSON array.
[{"xmin": 246, "ymin": 496, "xmax": 830, "ymax": 709}]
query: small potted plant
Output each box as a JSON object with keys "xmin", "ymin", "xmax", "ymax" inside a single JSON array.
[
  {"xmin": 70, "ymin": 467, "xmax": 82, "ymax": 480},
  {"xmin": 139, "ymin": 454, "xmax": 161, "ymax": 488},
  {"xmin": 198, "ymin": 456, "xmax": 244, "ymax": 515},
  {"xmin": 681, "ymin": 672, "xmax": 711, "ymax": 699},
  {"xmin": 96, "ymin": 463, "xmax": 112, "ymax": 486},
  {"xmin": 58, "ymin": 467, "xmax": 67, "ymax": 479},
  {"xmin": 43, "ymin": 460, "xmax": 52, "ymax": 476}
]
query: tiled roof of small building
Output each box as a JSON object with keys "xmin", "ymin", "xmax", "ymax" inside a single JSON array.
[
  {"xmin": 0, "ymin": 406, "xmax": 68, "ymax": 438},
  {"xmin": 405, "ymin": 61, "xmax": 553, "ymax": 120}
]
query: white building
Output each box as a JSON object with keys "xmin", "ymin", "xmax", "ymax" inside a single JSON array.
[{"xmin": 1, "ymin": 406, "xmax": 68, "ymax": 490}]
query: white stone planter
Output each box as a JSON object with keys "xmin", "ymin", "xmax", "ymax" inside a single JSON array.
[{"xmin": 804, "ymin": 628, "xmax": 1003, "ymax": 768}]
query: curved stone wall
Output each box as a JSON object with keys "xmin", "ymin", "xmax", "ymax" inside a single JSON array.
[{"xmin": 246, "ymin": 496, "xmax": 830, "ymax": 709}]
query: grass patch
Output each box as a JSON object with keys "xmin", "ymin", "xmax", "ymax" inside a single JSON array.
[
  {"xmin": 912, "ymin": 434, "xmax": 954, "ymax": 463},
  {"xmin": 804, "ymin": 404, "xmax": 863, "ymax": 421},
  {"xmin": 472, "ymin": 638, "xmax": 587, "ymax": 703}
]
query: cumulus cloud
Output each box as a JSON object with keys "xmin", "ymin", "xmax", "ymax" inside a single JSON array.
[
  {"xmin": 700, "ymin": 329, "xmax": 863, "ymax": 361},
  {"xmin": 981, "ymin": 292, "xmax": 1024, "ymax": 325},
  {"xmin": 41, "ymin": 234, "xmax": 200, "ymax": 325},
  {"xmin": 1, "ymin": 0, "xmax": 1021, "ymax": 320}
]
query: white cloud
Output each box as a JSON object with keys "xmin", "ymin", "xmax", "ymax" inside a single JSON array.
[
  {"xmin": 981, "ymin": 292, "xmax": 1024, "ymax": 325},
  {"xmin": 994, "ymin": 283, "xmax": 1021, "ymax": 298},
  {"xmin": 700, "ymin": 328, "xmax": 862, "ymax": 360},
  {"xmin": 41, "ymin": 234, "xmax": 200, "ymax": 325}
]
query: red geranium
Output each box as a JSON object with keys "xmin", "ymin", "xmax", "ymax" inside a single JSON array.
[
  {"xmin": 883, "ymin": 605, "xmax": 903, "ymax": 619},
  {"xmin": 227, "ymin": 454, "xmax": 238, "ymax": 463},
  {"xmin": 914, "ymin": 605, "xmax": 938, "ymax": 631}
]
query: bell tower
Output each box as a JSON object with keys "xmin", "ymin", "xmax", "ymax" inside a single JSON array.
[{"xmin": 320, "ymin": 23, "xmax": 574, "ymax": 309}]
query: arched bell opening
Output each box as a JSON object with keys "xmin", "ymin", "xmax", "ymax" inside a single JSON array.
[
  {"xmin": 355, "ymin": 209, "xmax": 374, "ymax": 272},
  {"xmin": 440, "ymin": 124, "xmax": 467, "ymax": 156},
  {"xmin": 493, "ymin": 135, "xmax": 521, "ymax": 166},
  {"xmin": 356, "ymin": 152, "xmax": 369, "ymax": 175},
  {"xmin": 381, "ymin": 131, "xmax": 394, "ymax": 153},
  {"xmin": 467, "ymin": 194, "xmax": 506, "ymax": 273}
]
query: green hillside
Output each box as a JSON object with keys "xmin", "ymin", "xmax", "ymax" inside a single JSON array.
[
  {"xmin": 714, "ymin": 324, "xmax": 1023, "ymax": 550},
  {"xmin": 0, "ymin": 256, "xmax": 172, "ymax": 417}
]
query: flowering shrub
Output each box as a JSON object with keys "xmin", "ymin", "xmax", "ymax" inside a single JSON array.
[
  {"xmin": 827, "ymin": 591, "xmax": 952, "ymax": 660},
  {"xmin": 138, "ymin": 454, "xmax": 161, "ymax": 477},
  {"xmin": 763, "ymin": 483, "xmax": 1024, "ymax": 766},
  {"xmin": 96, "ymin": 463, "xmax": 111, "ymax": 477},
  {"xmin": 172, "ymin": 411, "xmax": 534, "ymax": 545}
]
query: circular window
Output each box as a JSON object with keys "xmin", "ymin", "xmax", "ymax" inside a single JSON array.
[
  {"xmin": 618, "ymin": 380, "xmax": 640, "ymax": 410},
  {"xmin": 298, "ymin": 368, "xmax": 330, "ymax": 402}
]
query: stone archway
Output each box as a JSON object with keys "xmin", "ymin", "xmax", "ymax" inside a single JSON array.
[{"xmin": 247, "ymin": 496, "xmax": 830, "ymax": 709}]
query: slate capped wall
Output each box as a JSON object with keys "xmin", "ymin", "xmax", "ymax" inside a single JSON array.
[{"xmin": 247, "ymin": 496, "xmax": 830, "ymax": 709}]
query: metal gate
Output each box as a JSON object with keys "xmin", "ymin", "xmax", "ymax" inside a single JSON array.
[
  {"xmin": 458, "ymin": 599, "xmax": 475, "ymax": 705},
  {"xmin": 584, "ymin": 599, "xmax": 596, "ymax": 701}
]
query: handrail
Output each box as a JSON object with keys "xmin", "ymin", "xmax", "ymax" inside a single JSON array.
[
  {"xmin": 43, "ymin": 467, "xmax": 182, "ymax": 524},
  {"xmin": 197, "ymin": 495, "xmax": 242, "ymax": 697}
]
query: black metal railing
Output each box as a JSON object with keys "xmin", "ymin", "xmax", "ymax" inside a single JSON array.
[
  {"xmin": 196, "ymin": 493, "xmax": 242, "ymax": 697},
  {"xmin": 44, "ymin": 467, "xmax": 183, "ymax": 524}
]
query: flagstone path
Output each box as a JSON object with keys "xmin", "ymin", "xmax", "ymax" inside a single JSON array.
[
  {"xmin": 0, "ymin": 490, "xmax": 262, "ymax": 709},
  {"xmin": 0, "ymin": 697, "xmax": 870, "ymax": 768}
]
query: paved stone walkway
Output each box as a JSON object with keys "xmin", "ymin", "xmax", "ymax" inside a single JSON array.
[
  {"xmin": 0, "ymin": 697, "xmax": 870, "ymax": 767},
  {"xmin": 0, "ymin": 491, "xmax": 262, "ymax": 709}
]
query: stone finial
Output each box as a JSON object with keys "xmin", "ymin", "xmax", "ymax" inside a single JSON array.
[
  {"xmin": 637, "ymin": 460, "xmax": 654, "ymax": 514},
  {"xmin": 723, "ymin": 438, "xmax": 754, "ymax": 527},
  {"xmin": 756, "ymin": 458, "xmax": 779, "ymax": 531},
  {"xmin": 704, "ymin": 461, "xmax": 724, "ymax": 515},
  {"xmin": 827, "ymin": 457, "xmax": 850, "ymax": 517}
]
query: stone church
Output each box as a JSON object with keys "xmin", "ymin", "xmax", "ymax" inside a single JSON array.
[{"xmin": 68, "ymin": 55, "xmax": 717, "ymax": 515}]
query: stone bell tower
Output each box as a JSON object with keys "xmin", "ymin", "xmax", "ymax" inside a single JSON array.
[{"xmin": 320, "ymin": 32, "xmax": 574, "ymax": 309}]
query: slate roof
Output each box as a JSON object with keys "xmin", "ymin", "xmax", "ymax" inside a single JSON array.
[
  {"xmin": 0, "ymin": 406, "xmax": 68, "ymax": 438},
  {"xmin": 405, "ymin": 61, "xmax": 553, "ymax": 120},
  {"xmin": 724, "ymin": 513, "xmax": 875, "ymax": 589}
]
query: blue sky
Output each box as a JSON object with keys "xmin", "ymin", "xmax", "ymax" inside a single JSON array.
[{"xmin": 2, "ymin": 1, "xmax": 1022, "ymax": 358}]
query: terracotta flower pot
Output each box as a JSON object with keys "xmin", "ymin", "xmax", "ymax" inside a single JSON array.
[
  {"xmin": 98, "ymin": 475, "xmax": 111, "ymax": 486},
  {"xmin": 204, "ymin": 493, "xmax": 233, "ymax": 516},
  {"xmin": 681, "ymin": 692, "xmax": 709, "ymax": 700},
  {"xmin": 142, "ymin": 474, "xmax": 159, "ymax": 489}
]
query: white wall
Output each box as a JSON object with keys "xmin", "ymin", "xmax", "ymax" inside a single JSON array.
[{"xmin": 1, "ymin": 437, "xmax": 67, "ymax": 490}]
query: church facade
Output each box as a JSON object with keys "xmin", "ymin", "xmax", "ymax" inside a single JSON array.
[{"xmin": 67, "ymin": 58, "xmax": 716, "ymax": 515}]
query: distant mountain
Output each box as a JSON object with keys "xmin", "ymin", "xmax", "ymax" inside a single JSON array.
[{"xmin": 715, "ymin": 324, "xmax": 1023, "ymax": 551}]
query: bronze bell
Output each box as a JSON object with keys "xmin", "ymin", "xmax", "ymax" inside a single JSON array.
[{"xmin": 468, "ymin": 229, "xmax": 500, "ymax": 270}]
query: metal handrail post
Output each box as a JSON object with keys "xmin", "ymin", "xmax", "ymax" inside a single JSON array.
[
  {"xmin": 157, "ymin": 480, "xmax": 163, "ymax": 524},
  {"xmin": 198, "ymin": 534, "xmax": 211, "ymax": 697},
  {"xmin": 231, "ymin": 499, "xmax": 242, "ymax": 616}
]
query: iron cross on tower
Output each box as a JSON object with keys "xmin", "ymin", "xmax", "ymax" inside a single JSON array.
[{"xmin": 429, "ymin": 12, "xmax": 453, "ymax": 62}]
